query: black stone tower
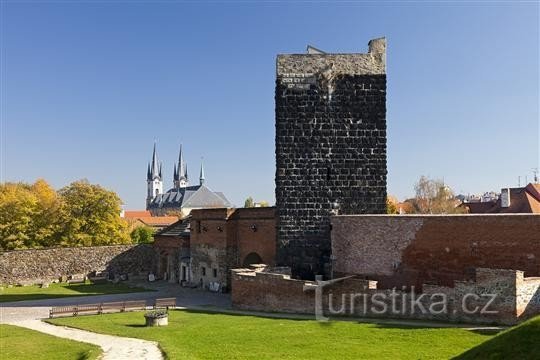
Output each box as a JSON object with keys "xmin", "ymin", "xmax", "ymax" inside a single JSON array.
[{"xmin": 275, "ymin": 38, "xmax": 388, "ymax": 279}]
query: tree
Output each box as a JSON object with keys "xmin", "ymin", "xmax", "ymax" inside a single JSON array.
[
  {"xmin": 386, "ymin": 195, "xmax": 399, "ymax": 214},
  {"xmin": 130, "ymin": 226, "xmax": 154, "ymax": 244},
  {"xmin": 0, "ymin": 179, "xmax": 65, "ymax": 250},
  {"xmin": 410, "ymin": 176, "xmax": 465, "ymax": 214},
  {"xmin": 30, "ymin": 179, "xmax": 65, "ymax": 248},
  {"xmin": 58, "ymin": 180, "xmax": 130, "ymax": 246},
  {"xmin": 244, "ymin": 196, "xmax": 254, "ymax": 208},
  {"xmin": 258, "ymin": 200, "xmax": 270, "ymax": 207},
  {"xmin": 0, "ymin": 182, "xmax": 38, "ymax": 250}
]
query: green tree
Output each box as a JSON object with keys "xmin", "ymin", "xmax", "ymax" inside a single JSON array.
[
  {"xmin": 130, "ymin": 226, "xmax": 155, "ymax": 244},
  {"xmin": 244, "ymin": 196, "xmax": 254, "ymax": 208},
  {"xmin": 58, "ymin": 180, "xmax": 130, "ymax": 246}
]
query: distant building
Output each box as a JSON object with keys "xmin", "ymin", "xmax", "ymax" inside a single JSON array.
[
  {"xmin": 121, "ymin": 210, "xmax": 178, "ymax": 230},
  {"xmin": 464, "ymin": 183, "xmax": 540, "ymax": 214},
  {"xmin": 145, "ymin": 144, "xmax": 232, "ymax": 217}
]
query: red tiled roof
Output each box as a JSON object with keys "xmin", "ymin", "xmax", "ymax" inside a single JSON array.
[
  {"xmin": 137, "ymin": 216, "xmax": 178, "ymax": 226},
  {"xmin": 124, "ymin": 210, "xmax": 152, "ymax": 218},
  {"xmin": 466, "ymin": 183, "xmax": 540, "ymax": 214}
]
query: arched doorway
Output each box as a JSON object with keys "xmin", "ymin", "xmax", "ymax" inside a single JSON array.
[{"xmin": 243, "ymin": 252, "xmax": 263, "ymax": 267}]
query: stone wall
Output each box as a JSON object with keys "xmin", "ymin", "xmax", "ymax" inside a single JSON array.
[
  {"xmin": 232, "ymin": 266, "xmax": 538, "ymax": 325},
  {"xmin": 331, "ymin": 214, "xmax": 540, "ymax": 289},
  {"xmin": 0, "ymin": 244, "xmax": 157, "ymax": 285},
  {"xmin": 517, "ymin": 274, "xmax": 540, "ymax": 319},
  {"xmin": 275, "ymin": 38, "xmax": 388, "ymax": 279}
]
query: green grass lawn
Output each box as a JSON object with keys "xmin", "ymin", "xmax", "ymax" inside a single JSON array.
[
  {"xmin": 49, "ymin": 310, "xmax": 494, "ymax": 359},
  {"xmin": 0, "ymin": 280, "xmax": 151, "ymax": 302},
  {"xmin": 456, "ymin": 315, "xmax": 540, "ymax": 360},
  {"xmin": 0, "ymin": 324, "xmax": 101, "ymax": 360}
]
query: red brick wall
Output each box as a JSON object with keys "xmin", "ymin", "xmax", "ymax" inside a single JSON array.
[
  {"xmin": 189, "ymin": 207, "xmax": 276, "ymax": 289},
  {"xmin": 332, "ymin": 215, "xmax": 540, "ymax": 289},
  {"xmin": 227, "ymin": 207, "xmax": 276, "ymax": 267}
]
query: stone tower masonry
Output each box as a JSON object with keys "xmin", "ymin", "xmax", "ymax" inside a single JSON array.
[{"xmin": 275, "ymin": 38, "xmax": 388, "ymax": 279}]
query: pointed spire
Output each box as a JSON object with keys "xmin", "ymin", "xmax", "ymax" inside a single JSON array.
[
  {"xmin": 147, "ymin": 163, "xmax": 151, "ymax": 181},
  {"xmin": 178, "ymin": 144, "xmax": 187, "ymax": 180},
  {"xmin": 174, "ymin": 144, "xmax": 189, "ymax": 189},
  {"xmin": 199, "ymin": 158, "xmax": 205, "ymax": 185},
  {"xmin": 150, "ymin": 142, "xmax": 160, "ymax": 180}
]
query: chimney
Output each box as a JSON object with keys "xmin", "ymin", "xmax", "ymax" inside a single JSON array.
[{"xmin": 500, "ymin": 188, "xmax": 511, "ymax": 208}]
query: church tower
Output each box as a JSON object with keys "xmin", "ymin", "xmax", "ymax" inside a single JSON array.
[
  {"xmin": 173, "ymin": 144, "xmax": 189, "ymax": 189},
  {"xmin": 146, "ymin": 143, "xmax": 163, "ymax": 208}
]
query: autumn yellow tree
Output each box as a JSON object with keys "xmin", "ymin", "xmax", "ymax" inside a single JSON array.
[
  {"xmin": 58, "ymin": 180, "xmax": 130, "ymax": 246},
  {"xmin": 0, "ymin": 179, "xmax": 131, "ymax": 250},
  {"xmin": 386, "ymin": 195, "xmax": 399, "ymax": 214},
  {"xmin": 0, "ymin": 182, "xmax": 37, "ymax": 250}
]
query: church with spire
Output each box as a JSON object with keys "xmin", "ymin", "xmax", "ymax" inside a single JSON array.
[{"xmin": 146, "ymin": 143, "xmax": 231, "ymax": 217}]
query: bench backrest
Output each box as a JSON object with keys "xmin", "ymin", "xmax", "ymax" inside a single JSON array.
[{"xmin": 154, "ymin": 298, "xmax": 176, "ymax": 308}]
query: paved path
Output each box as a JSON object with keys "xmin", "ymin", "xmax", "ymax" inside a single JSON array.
[
  {"xmin": 1, "ymin": 281, "xmax": 231, "ymax": 359},
  {"xmin": 14, "ymin": 319, "xmax": 163, "ymax": 360}
]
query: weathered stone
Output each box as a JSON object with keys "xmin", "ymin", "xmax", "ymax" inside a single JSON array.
[
  {"xmin": 0, "ymin": 245, "xmax": 157, "ymax": 285},
  {"xmin": 275, "ymin": 38, "xmax": 388, "ymax": 279}
]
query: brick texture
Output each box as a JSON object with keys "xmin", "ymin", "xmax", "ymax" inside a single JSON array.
[
  {"xmin": 190, "ymin": 207, "xmax": 276, "ymax": 290},
  {"xmin": 332, "ymin": 214, "xmax": 540, "ymax": 289},
  {"xmin": 232, "ymin": 266, "xmax": 539, "ymax": 325}
]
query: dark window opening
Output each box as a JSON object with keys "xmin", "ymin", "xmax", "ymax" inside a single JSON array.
[
  {"xmin": 202, "ymin": 267, "xmax": 206, "ymax": 276},
  {"xmin": 326, "ymin": 167, "xmax": 331, "ymax": 180},
  {"xmin": 213, "ymin": 269, "xmax": 217, "ymax": 278}
]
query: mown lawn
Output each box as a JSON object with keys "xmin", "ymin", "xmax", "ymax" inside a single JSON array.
[
  {"xmin": 456, "ymin": 315, "xmax": 540, "ymax": 360},
  {"xmin": 49, "ymin": 310, "xmax": 494, "ymax": 359},
  {"xmin": 0, "ymin": 281, "xmax": 150, "ymax": 302},
  {"xmin": 0, "ymin": 324, "xmax": 101, "ymax": 360}
]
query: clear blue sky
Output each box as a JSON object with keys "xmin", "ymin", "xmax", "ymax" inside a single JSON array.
[{"xmin": 1, "ymin": 1, "xmax": 538, "ymax": 209}]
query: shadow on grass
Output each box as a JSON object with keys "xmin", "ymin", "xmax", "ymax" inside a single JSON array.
[{"xmin": 453, "ymin": 316, "xmax": 540, "ymax": 360}]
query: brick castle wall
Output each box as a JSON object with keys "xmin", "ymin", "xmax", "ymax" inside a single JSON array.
[
  {"xmin": 190, "ymin": 207, "xmax": 276, "ymax": 290},
  {"xmin": 0, "ymin": 244, "xmax": 156, "ymax": 285},
  {"xmin": 275, "ymin": 38, "xmax": 388, "ymax": 279},
  {"xmin": 232, "ymin": 266, "xmax": 539, "ymax": 325},
  {"xmin": 332, "ymin": 214, "xmax": 540, "ymax": 289}
]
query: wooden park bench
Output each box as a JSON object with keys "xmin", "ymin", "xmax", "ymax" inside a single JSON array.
[
  {"xmin": 154, "ymin": 297, "xmax": 176, "ymax": 310},
  {"xmin": 76, "ymin": 303, "xmax": 101, "ymax": 316},
  {"xmin": 49, "ymin": 299, "xmax": 148, "ymax": 318},
  {"xmin": 123, "ymin": 300, "xmax": 147, "ymax": 312},
  {"xmin": 49, "ymin": 306, "xmax": 78, "ymax": 318},
  {"xmin": 100, "ymin": 301, "xmax": 125, "ymax": 313}
]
